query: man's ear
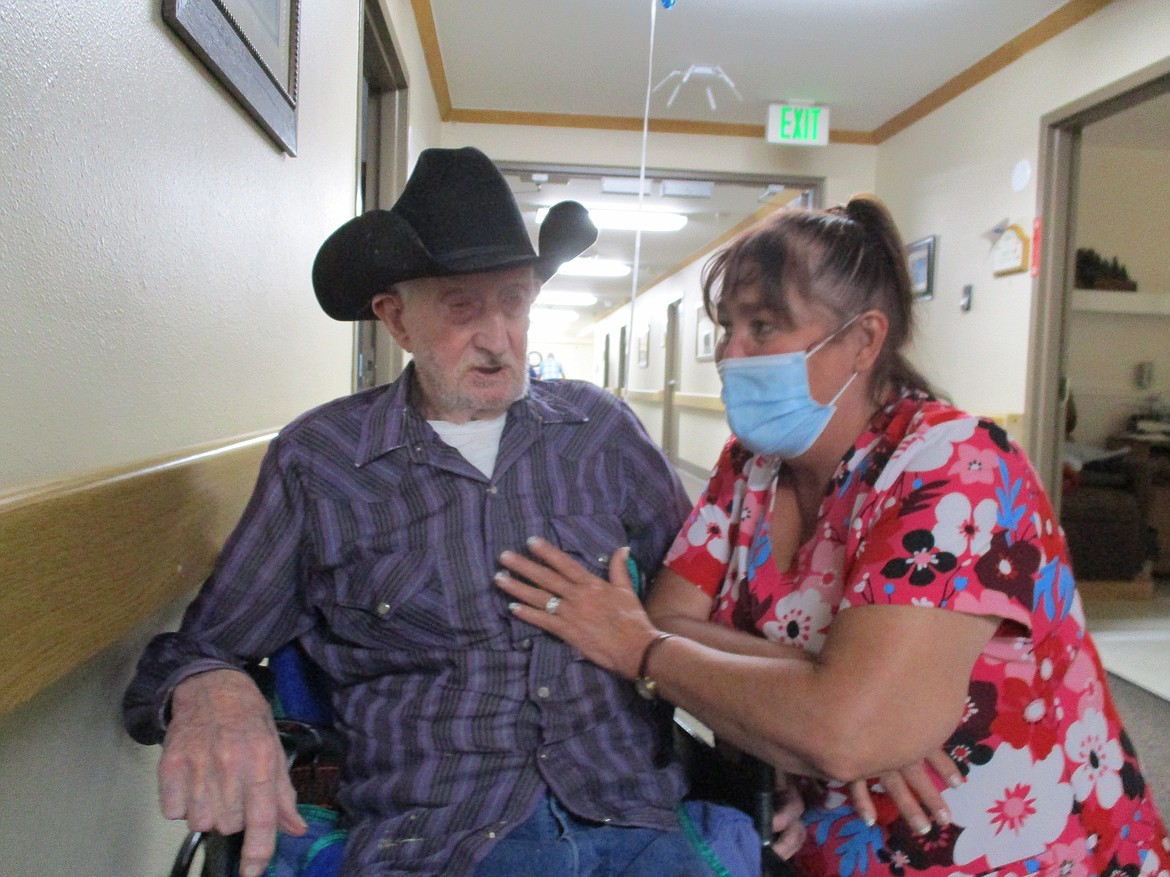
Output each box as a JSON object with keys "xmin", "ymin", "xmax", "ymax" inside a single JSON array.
[
  {"xmin": 853, "ymin": 309, "xmax": 889, "ymax": 373},
  {"xmin": 371, "ymin": 291, "xmax": 412, "ymax": 352}
]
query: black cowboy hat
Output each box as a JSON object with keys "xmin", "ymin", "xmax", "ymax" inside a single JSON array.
[{"xmin": 312, "ymin": 147, "xmax": 598, "ymax": 321}]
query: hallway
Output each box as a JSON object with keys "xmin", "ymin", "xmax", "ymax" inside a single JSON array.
[{"xmin": 1085, "ymin": 577, "xmax": 1170, "ymax": 701}]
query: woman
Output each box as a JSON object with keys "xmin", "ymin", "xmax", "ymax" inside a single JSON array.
[{"xmin": 495, "ymin": 196, "xmax": 1169, "ymax": 876}]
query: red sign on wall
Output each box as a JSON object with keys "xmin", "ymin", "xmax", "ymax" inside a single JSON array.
[{"xmin": 1031, "ymin": 216, "xmax": 1042, "ymax": 277}]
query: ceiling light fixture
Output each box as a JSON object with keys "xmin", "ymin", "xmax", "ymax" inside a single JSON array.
[
  {"xmin": 537, "ymin": 289, "xmax": 598, "ymax": 307},
  {"xmin": 652, "ymin": 64, "xmax": 744, "ymax": 111},
  {"xmin": 600, "ymin": 176, "xmax": 654, "ymax": 196},
  {"xmin": 556, "ymin": 257, "xmax": 631, "ymax": 278},
  {"xmin": 536, "ymin": 206, "xmax": 686, "ymax": 233}
]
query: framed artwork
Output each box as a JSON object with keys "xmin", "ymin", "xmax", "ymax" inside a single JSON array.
[
  {"xmin": 907, "ymin": 235, "xmax": 936, "ymax": 301},
  {"xmin": 163, "ymin": 0, "xmax": 301, "ymax": 155},
  {"xmin": 695, "ymin": 307, "xmax": 717, "ymax": 361},
  {"xmin": 636, "ymin": 326, "xmax": 650, "ymax": 367},
  {"xmin": 991, "ymin": 224, "xmax": 1029, "ymax": 276}
]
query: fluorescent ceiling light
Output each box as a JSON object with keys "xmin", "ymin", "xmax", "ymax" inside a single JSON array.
[
  {"xmin": 557, "ymin": 257, "xmax": 631, "ymax": 278},
  {"xmin": 536, "ymin": 206, "xmax": 686, "ymax": 233},
  {"xmin": 537, "ymin": 289, "xmax": 598, "ymax": 307},
  {"xmin": 661, "ymin": 179, "xmax": 714, "ymax": 199},
  {"xmin": 601, "ymin": 176, "xmax": 653, "ymax": 196}
]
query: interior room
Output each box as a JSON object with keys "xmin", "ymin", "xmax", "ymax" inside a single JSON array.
[
  {"xmin": 3, "ymin": 1, "xmax": 1170, "ymax": 872},
  {"xmin": 1059, "ymin": 88, "xmax": 1170, "ymax": 705}
]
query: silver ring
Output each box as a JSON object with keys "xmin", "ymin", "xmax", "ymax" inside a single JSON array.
[{"xmin": 544, "ymin": 595, "xmax": 562, "ymax": 615}]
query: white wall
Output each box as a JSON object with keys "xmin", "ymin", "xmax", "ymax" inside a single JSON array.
[
  {"xmin": 1068, "ymin": 141, "xmax": 1170, "ymax": 445},
  {"xmin": 593, "ymin": 254, "xmax": 732, "ymax": 473},
  {"xmin": 1077, "ymin": 143, "xmax": 1170, "ymax": 294},
  {"xmin": 874, "ymin": 0, "xmax": 1170, "ymax": 423},
  {"xmin": 1, "ymin": 3, "xmax": 355, "ymax": 488},
  {"xmin": 0, "ymin": 1, "xmax": 440, "ymax": 873}
]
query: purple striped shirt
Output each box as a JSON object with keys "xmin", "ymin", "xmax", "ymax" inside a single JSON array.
[{"xmin": 124, "ymin": 366, "xmax": 691, "ymax": 876}]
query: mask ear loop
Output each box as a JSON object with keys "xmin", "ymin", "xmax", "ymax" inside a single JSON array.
[
  {"xmin": 808, "ymin": 313, "xmax": 863, "ymax": 407},
  {"xmin": 828, "ymin": 370, "xmax": 858, "ymax": 406},
  {"xmin": 805, "ymin": 312, "xmax": 862, "ymax": 359}
]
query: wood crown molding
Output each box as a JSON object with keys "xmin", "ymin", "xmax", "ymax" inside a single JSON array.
[{"xmin": 414, "ymin": 0, "xmax": 1117, "ymax": 144}]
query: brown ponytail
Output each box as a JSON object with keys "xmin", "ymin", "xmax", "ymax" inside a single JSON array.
[{"xmin": 701, "ymin": 193, "xmax": 940, "ymax": 402}]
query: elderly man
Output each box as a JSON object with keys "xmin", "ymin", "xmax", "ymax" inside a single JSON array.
[{"xmin": 124, "ymin": 148, "xmax": 754, "ymax": 877}]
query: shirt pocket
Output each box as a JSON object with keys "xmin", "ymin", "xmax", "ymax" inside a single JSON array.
[
  {"xmin": 549, "ymin": 513, "xmax": 628, "ymax": 580},
  {"xmin": 323, "ymin": 549, "xmax": 449, "ymax": 650}
]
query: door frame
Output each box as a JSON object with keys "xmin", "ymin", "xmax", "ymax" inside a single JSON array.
[
  {"xmin": 1027, "ymin": 57, "xmax": 1170, "ymax": 496},
  {"xmin": 661, "ymin": 299, "xmax": 682, "ymax": 460},
  {"xmin": 353, "ymin": 0, "xmax": 410, "ymax": 391}
]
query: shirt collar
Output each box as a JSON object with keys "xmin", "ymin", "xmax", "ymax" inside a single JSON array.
[{"xmin": 354, "ymin": 362, "xmax": 590, "ymax": 467}]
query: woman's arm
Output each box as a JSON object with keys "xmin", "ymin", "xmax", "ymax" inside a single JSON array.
[
  {"xmin": 647, "ymin": 599, "xmax": 997, "ymax": 782},
  {"xmin": 496, "ymin": 542, "xmax": 997, "ymax": 783},
  {"xmin": 646, "ymin": 569, "xmax": 812, "ymax": 661},
  {"xmin": 648, "ymin": 564, "xmax": 962, "ymax": 830}
]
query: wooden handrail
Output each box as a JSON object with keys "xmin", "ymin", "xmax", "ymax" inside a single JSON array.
[{"xmin": 0, "ymin": 432, "xmax": 274, "ymax": 717}]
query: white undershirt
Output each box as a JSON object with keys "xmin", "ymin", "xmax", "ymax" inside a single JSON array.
[{"xmin": 428, "ymin": 414, "xmax": 507, "ymax": 478}]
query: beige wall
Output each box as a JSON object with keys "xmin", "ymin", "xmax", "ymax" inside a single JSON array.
[
  {"xmin": 594, "ymin": 256, "xmax": 734, "ymax": 474},
  {"xmin": 875, "ymin": 0, "xmax": 1170, "ymax": 422},
  {"xmin": 1068, "ymin": 141, "xmax": 1170, "ymax": 444},
  {"xmin": 0, "ymin": 1, "xmax": 439, "ymax": 873},
  {"xmin": 1077, "ymin": 143, "xmax": 1170, "ymax": 294},
  {"xmin": 4, "ymin": 0, "xmax": 1169, "ymax": 871},
  {"xmin": 2, "ymin": 3, "xmax": 356, "ymax": 489}
]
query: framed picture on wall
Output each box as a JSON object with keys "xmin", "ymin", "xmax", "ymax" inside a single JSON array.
[
  {"xmin": 163, "ymin": 0, "xmax": 301, "ymax": 155},
  {"xmin": 696, "ymin": 308, "xmax": 717, "ymax": 361},
  {"xmin": 637, "ymin": 327, "xmax": 650, "ymax": 367},
  {"xmin": 907, "ymin": 235, "xmax": 936, "ymax": 301}
]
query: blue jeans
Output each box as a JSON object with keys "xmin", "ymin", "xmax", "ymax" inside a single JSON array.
[{"xmin": 471, "ymin": 792, "xmax": 756, "ymax": 877}]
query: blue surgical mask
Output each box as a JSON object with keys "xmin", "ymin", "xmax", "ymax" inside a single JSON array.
[{"xmin": 717, "ymin": 317, "xmax": 859, "ymax": 458}]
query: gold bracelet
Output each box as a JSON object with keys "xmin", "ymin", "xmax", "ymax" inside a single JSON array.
[{"xmin": 634, "ymin": 632, "xmax": 676, "ymax": 701}]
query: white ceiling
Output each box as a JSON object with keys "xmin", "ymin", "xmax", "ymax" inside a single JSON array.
[
  {"xmin": 504, "ymin": 168, "xmax": 804, "ymax": 317},
  {"xmin": 429, "ymin": 0, "xmax": 1068, "ymax": 132},
  {"xmin": 418, "ymin": 1, "xmax": 1165, "ymax": 327}
]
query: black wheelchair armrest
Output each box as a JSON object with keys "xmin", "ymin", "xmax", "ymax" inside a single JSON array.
[{"xmin": 673, "ymin": 714, "xmax": 797, "ymax": 877}]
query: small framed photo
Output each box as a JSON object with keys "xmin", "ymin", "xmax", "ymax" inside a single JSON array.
[
  {"xmin": 907, "ymin": 236, "xmax": 936, "ymax": 301},
  {"xmin": 636, "ymin": 326, "xmax": 650, "ymax": 368},
  {"xmin": 696, "ymin": 308, "xmax": 717, "ymax": 361}
]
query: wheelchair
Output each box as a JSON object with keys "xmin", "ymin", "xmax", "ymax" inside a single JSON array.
[
  {"xmin": 168, "ymin": 645, "xmax": 346, "ymax": 877},
  {"xmin": 167, "ymin": 643, "xmax": 794, "ymax": 877}
]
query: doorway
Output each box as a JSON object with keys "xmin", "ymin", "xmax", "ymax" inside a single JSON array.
[
  {"xmin": 1028, "ymin": 57, "xmax": 1170, "ymax": 492},
  {"xmin": 1031, "ymin": 59, "xmax": 1170, "ymax": 675},
  {"xmin": 353, "ymin": 0, "xmax": 410, "ymax": 391}
]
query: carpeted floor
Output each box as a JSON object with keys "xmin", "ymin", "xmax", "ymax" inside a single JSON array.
[{"xmin": 1107, "ymin": 672, "xmax": 1170, "ymax": 821}]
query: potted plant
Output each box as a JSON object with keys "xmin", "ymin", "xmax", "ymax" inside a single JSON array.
[{"xmin": 1075, "ymin": 247, "xmax": 1138, "ymax": 291}]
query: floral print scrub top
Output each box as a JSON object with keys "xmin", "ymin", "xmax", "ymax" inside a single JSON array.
[{"xmin": 664, "ymin": 392, "xmax": 1168, "ymax": 877}]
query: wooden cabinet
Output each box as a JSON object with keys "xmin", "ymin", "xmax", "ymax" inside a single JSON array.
[{"xmin": 1109, "ymin": 432, "xmax": 1170, "ymax": 576}]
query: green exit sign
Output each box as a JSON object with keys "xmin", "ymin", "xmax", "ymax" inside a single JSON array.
[{"xmin": 766, "ymin": 103, "xmax": 830, "ymax": 146}]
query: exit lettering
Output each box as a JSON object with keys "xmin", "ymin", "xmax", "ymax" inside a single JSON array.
[
  {"xmin": 765, "ymin": 103, "xmax": 830, "ymax": 147},
  {"xmin": 779, "ymin": 106, "xmax": 821, "ymax": 142}
]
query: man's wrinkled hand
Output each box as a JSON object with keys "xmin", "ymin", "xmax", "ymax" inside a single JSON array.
[
  {"xmin": 158, "ymin": 669, "xmax": 306, "ymax": 877},
  {"xmin": 770, "ymin": 774, "xmax": 806, "ymax": 860}
]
